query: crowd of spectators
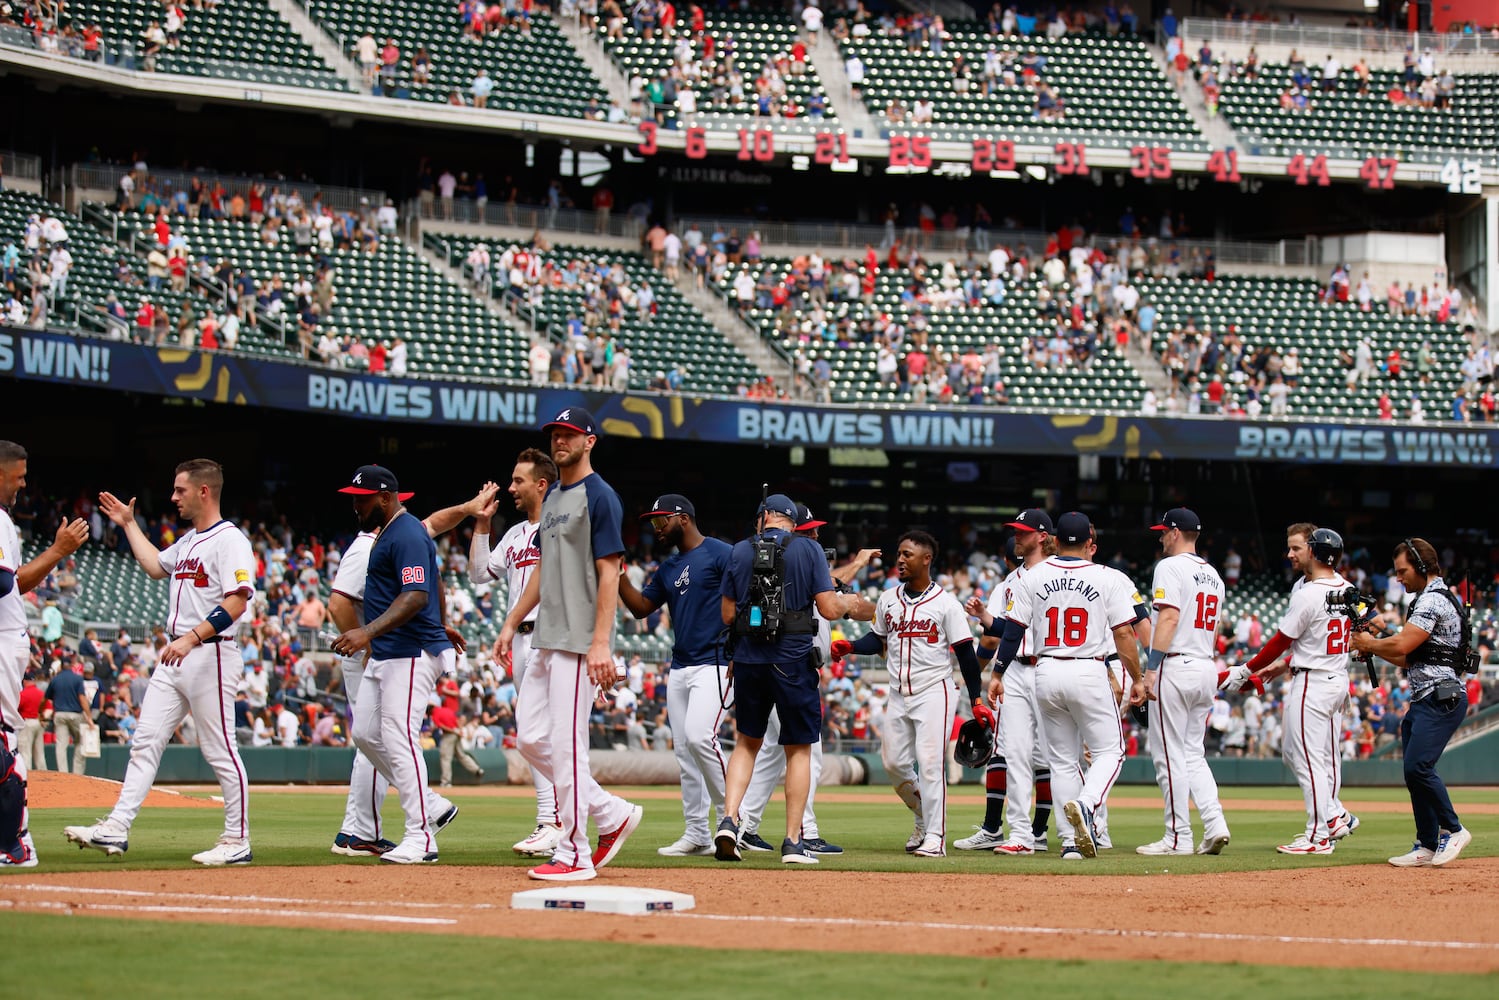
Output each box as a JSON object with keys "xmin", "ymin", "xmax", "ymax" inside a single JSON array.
[
  {"xmin": 1, "ymin": 206, "xmax": 72, "ymax": 329},
  {"xmin": 3, "ymin": 0, "xmax": 230, "ymax": 73}
]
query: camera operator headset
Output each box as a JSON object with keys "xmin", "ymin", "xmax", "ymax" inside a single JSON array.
[
  {"xmin": 1349, "ymin": 537, "xmax": 1475, "ymax": 868},
  {"xmin": 714, "ymin": 491, "xmax": 867, "ymax": 864}
]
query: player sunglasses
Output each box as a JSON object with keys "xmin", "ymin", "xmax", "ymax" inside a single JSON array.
[{"xmin": 649, "ymin": 514, "xmax": 679, "ymax": 532}]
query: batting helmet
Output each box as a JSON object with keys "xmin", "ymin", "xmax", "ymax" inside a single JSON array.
[
  {"xmin": 1129, "ymin": 703, "xmax": 1149, "ymax": 729},
  {"xmin": 1309, "ymin": 528, "xmax": 1344, "ymax": 567},
  {"xmin": 954, "ymin": 717, "xmax": 995, "ymax": 769}
]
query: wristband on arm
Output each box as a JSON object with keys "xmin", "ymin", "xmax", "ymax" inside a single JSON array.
[
  {"xmin": 205, "ymin": 605, "xmax": 234, "ymax": 636},
  {"xmin": 1146, "ymin": 648, "xmax": 1165, "ymax": 673},
  {"xmin": 976, "ymin": 644, "xmax": 996, "ymax": 665}
]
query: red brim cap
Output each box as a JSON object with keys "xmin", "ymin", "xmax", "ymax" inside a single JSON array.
[
  {"xmin": 544, "ymin": 420, "xmax": 593, "ymax": 434},
  {"xmin": 1150, "ymin": 523, "xmax": 1169, "ymax": 531},
  {"xmin": 795, "ymin": 519, "xmax": 828, "ymax": 532},
  {"xmin": 1005, "ymin": 521, "xmax": 1039, "ymax": 532},
  {"xmin": 641, "ymin": 509, "xmax": 677, "ymax": 518},
  {"xmin": 338, "ymin": 486, "xmax": 416, "ymax": 501}
]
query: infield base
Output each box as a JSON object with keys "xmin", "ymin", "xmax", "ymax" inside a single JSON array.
[{"xmin": 510, "ymin": 885, "xmax": 696, "ymax": 915}]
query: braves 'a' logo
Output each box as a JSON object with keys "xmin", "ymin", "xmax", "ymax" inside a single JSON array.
[{"xmin": 674, "ymin": 564, "xmax": 691, "ymax": 593}]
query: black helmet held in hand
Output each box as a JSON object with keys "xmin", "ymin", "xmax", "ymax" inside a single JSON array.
[{"xmin": 954, "ymin": 716, "xmax": 995, "ymax": 769}]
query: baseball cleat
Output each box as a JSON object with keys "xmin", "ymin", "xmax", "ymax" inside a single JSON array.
[
  {"xmin": 1388, "ymin": 843, "xmax": 1436, "ymax": 868},
  {"xmin": 738, "ymin": 831, "xmax": 775, "ymax": 852},
  {"xmin": 1033, "ymin": 837, "xmax": 1049, "ymax": 852},
  {"xmin": 1095, "ymin": 833, "xmax": 1113, "ymax": 850},
  {"xmin": 780, "ymin": 839, "xmax": 819, "ymax": 865},
  {"xmin": 528, "ymin": 860, "xmax": 596, "ymax": 881},
  {"xmin": 954, "ymin": 827, "xmax": 1006, "ymax": 851},
  {"xmin": 714, "ymin": 816, "xmax": 742, "ymax": 862},
  {"xmin": 1059, "ymin": 844, "xmax": 1084, "ymax": 861},
  {"xmin": 1063, "ymin": 801, "xmax": 1098, "ymax": 859},
  {"xmin": 1136, "ymin": 839, "xmax": 1193, "ymax": 857},
  {"xmin": 657, "ymin": 837, "xmax": 714, "ymax": 857},
  {"xmin": 912, "ymin": 834, "xmax": 947, "ymax": 858},
  {"xmin": 905, "ymin": 821, "xmax": 926, "ymax": 854},
  {"xmin": 513, "ymin": 823, "xmax": 564, "ymax": 857},
  {"xmin": 1197, "ymin": 833, "xmax": 1231, "ymax": 856},
  {"xmin": 64, "ymin": 819, "xmax": 129, "ymax": 857},
  {"xmin": 381, "ymin": 842, "xmax": 439, "ymax": 864},
  {"xmin": 994, "ymin": 840, "xmax": 1036, "ymax": 856},
  {"xmin": 1276, "ymin": 836, "xmax": 1334, "ymax": 856},
  {"xmin": 331, "ymin": 832, "xmax": 396, "ymax": 857},
  {"xmin": 1432, "ymin": 827, "xmax": 1472, "ymax": 867},
  {"xmin": 802, "ymin": 837, "xmax": 843, "ymax": 855},
  {"xmin": 0, "ymin": 846, "xmax": 37, "ymax": 867},
  {"xmin": 592, "ymin": 803, "xmax": 643, "ymax": 869},
  {"xmin": 1329, "ymin": 812, "xmax": 1360, "ymax": 841},
  {"xmin": 192, "ymin": 838, "xmax": 253, "ymax": 866},
  {"xmin": 434, "ymin": 803, "xmax": 460, "ymax": 832}
]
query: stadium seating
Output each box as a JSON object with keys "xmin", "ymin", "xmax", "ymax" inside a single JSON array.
[
  {"xmin": 429, "ymin": 234, "xmax": 764, "ymax": 394},
  {"xmin": 1218, "ymin": 68, "xmax": 1499, "ymax": 154},
  {"xmin": 717, "ymin": 257, "xmax": 1149, "ymax": 410},
  {"xmin": 600, "ymin": 11, "xmax": 835, "ymax": 123},
  {"xmin": 1139, "ymin": 274, "xmax": 1469, "ymax": 418},
  {"xmin": 305, "ymin": 3, "xmax": 607, "ymax": 116},
  {"xmin": 842, "ymin": 27, "xmax": 1203, "ymax": 145},
  {"xmin": 89, "ymin": 208, "xmax": 530, "ymax": 380},
  {"xmin": 64, "ymin": 0, "xmax": 348, "ymax": 90}
]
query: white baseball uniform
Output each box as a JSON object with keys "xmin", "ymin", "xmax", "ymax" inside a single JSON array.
[
  {"xmin": 332, "ymin": 531, "xmax": 452, "ymax": 843},
  {"xmin": 1006, "ymin": 557, "xmax": 1136, "ymax": 848},
  {"xmin": 0, "ymin": 505, "xmax": 37, "ymax": 863},
  {"xmin": 1146, "ymin": 553, "xmax": 1230, "ymax": 850},
  {"xmin": 108, "ymin": 520, "xmax": 255, "ymax": 842},
  {"xmin": 1277, "ymin": 573, "xmax": 1352, "ymax": 843},
  {"xmin": 1289, "ymin": 575, "xmax": 1350, "ymax": 826},
  {"xmin": 875, "ymin": 581, "xmax": 972, "ymax": 845},
  {"xmin": 472, "ymin": 520, "xmax": 556, "ymax": 829},
  {"xmin": 741, "ymin": 608, "xmax": 829, "ymax": 841},
  {"xmin": 987, "ymin": 564, "xmax": 1051, "ymax": 848}
]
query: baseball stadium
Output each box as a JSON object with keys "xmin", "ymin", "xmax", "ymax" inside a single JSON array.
[{"xmin": 2, "ymin": 0, "xmax": 1498, "ymax": 995}]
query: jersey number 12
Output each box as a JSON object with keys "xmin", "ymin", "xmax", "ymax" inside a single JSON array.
[{"xmin": 1194, "ymin": 592, "xmax": 1220, "ymax": 631}]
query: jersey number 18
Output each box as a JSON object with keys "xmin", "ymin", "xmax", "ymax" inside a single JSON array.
[{"xmin": 1044, "ymin": 607, "xmax": 1088, "ymax": 647}]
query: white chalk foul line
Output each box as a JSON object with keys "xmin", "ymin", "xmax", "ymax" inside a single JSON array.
[
  {"xmin": 0, "ymin": 898, "xmax": 455, "ymax": 925},
  {"xmin": 671, "ymin": 912, "xmax": 1499, "ymax": 953},
  {"xmin": 2, "ymin": 883, "xmax": 490, "ymax": 911}
]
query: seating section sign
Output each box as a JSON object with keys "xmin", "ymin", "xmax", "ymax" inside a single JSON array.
[{"xmin": 2, "ymin": 328, "xmax": 1494, "ymax": 467}]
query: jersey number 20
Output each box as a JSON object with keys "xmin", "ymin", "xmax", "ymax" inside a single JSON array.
[{"xmin": 1044, "ymin": 607, "xmax": 1088, "ymax": 647}]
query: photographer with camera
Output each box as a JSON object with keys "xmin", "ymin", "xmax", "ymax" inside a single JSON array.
[
  {"xmin": 715, "ymin": 493, "xmax": 867, "ymax": 865},
  {"xmin": 1350, "ymin": 538, "xmax": 1474, "ymax": 868}
]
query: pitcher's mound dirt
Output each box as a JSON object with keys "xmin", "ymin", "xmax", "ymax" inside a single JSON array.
[{"xmin": 27, "ymin": 772, "xmax": 215, "ymax": 810}]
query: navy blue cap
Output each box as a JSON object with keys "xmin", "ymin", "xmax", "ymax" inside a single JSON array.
[
  {"xmin": 1151, "ymin": 507, "xmax": 1202, "ymax": 532},
  {"xmin": 338, "ymin": 464, "xmax": 415, "ymax": 502},
  {"xmin": 795, "ymin": 503, "xmax": 828, "ymax": 532},
  {"xmin": 1006, "ymin": 508, "xmax": 1054, "ymax": 534},
  {"xmin": 642, "ymin": 494, "xmax": 695, "ymax": 519},
  {"xmin": 544, "ymin": 405, "xmax": 598, "ymax": 436},
  {"xmin": 761, "ymin": 493, "xmax": 797, "ymax": 520},
  {"xmin": 1056, "ymin": 511, "xmax": 1092, "ymax": 544}
]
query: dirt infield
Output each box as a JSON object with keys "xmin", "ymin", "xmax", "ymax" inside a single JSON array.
[
  {"xmin": 27, "ymin": 772, "xmax": 216, "ymax": 810},
  {"xmin": 3, "ymin": 861, "xmax": 1496, "ymax": 973}
]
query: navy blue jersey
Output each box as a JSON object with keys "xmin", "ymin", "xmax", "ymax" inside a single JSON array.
[
  {"xmin": 643, "ymin": 536, "xmax": 732, "ymax": 668},
  {"xmin": 721, "ymin": 528, "xmax": 834, "ymax": 665},
  {"xmin": 364, "ymin": 511, "xmax": 451, "ymax": 659}
]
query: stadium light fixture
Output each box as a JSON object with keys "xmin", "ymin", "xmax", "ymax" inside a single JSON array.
[{"xmin": 1025, "ymin": 164, "xmax": 1048, "ymax": 181}]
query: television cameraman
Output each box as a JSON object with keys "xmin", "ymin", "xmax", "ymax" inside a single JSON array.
[
  {"xmin": 715, "ymin": 493, "xmax": 867, "ymax": 865},
  {"xmin": 1350, "ymin": 537, "xmax": 1473, "ymax": 868}
]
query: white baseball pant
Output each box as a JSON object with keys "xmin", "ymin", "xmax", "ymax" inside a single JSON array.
[
  {"xmin": 1035, "ymin": 656, "xmax": 1125, "ymax": 847},
  {"xmin": 110, "ymin": 640, "xmax": 250, "ymax": 842},
  {"xmin": 740, "ymin": 707, "xmax": 821, "ymax": 839},
  {"xmin": 511, "ymin": 631, "xmax": 558, "ymax": 828},
  {"xmin": 337, "ymin": 655, "xmax": 451, "ymax": 842},
  {"xmin": 881, "ymin": 681, "xmax": 953, "ymax": 842},
  {"xmin": 1147, "ymin": 654, "xmax": 1228, "ymax": 849},
  {"xmin": 1091, "ymin": 657, "xmax": 1128, "ymax": 842},
  {"xmin": 515, "ymin": 648, "xmax": 635, "ymax": 870},
  {"xmin": 351, "ymin": 649, "xmax": 452, "ymax": 854},
  {"xmin": 666, "ymin": 662, "xmax": 730, "ymax": 845},
  {"xmin": 1, "ymin": 635, "xmax": 37, "ymax": 862},
  {"xmin": 996, "ymin": 663, "xmax": 1048, "ymax": 848},
  {"xmin": 1281, "ymin": 669, "xmax": 1346, "ymax": 842}
]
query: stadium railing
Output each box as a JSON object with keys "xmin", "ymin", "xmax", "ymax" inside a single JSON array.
[
  {"xmin": 1, "ymin": 149, "xmax": 42, "ymax": 183},
  {"xmin": 1178, "ymin": 18, "xmax": 1499, "ymax": 57},
  {"xmin": 70, "ymin": 162, "xmax": 387, "ymax": 216}
]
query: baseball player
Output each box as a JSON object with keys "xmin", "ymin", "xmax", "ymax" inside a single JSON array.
[
  {"xmin": 832, "ymin": 531, "xmax": 988, "ymax": 857},
  {"xmin": 471, "ymin": 448, "xmax": 562, "ymax": 858},
  {"xmin": 1230, "ymin": 525, "xmax": 1354, "ymax": 855},
  {"xmin": 495, "ymin": 406, "xmax": 644, "ymax": 882},
  {"xmin": 960, "ymin": 511, "xmax": 1055, "ymax": 855},
  {"xmin": 0, "ymin": 441, "xmax": 88, "ymax": 867},
  {"xmin": 1138, "ymin": 508, "xmax": 1231, "ymax": 856},
  {"xmin": 986, "ymin": 511, "xmax": 1145, "ymax": 860},
  {"xmin": 737, "ymin": 505, "xmax": 874, "ymax": 856},
  {"xmin": 67, "ymin": 460, "xmax": 257, "ymax": 865},
  {"xmin": 329, "ymin": 486, "xmax": 493, "ymax": 857},
  {"xmin": 617, "ymin": 493, "xmax": 733, "ymax": 857},
  {"xmin": 329, "ymin": 464, "xmax": 457, "ymax": 864}
]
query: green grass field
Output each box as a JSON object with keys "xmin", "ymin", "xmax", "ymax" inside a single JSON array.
[{"xmin": 11, "ymin": 784, "xmax": 1499, "ymax": 996}]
